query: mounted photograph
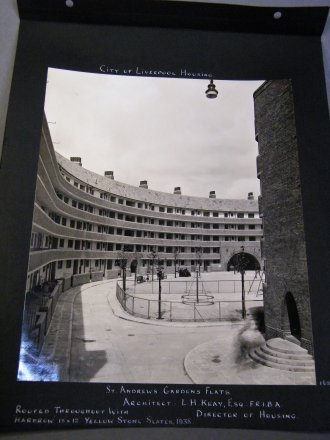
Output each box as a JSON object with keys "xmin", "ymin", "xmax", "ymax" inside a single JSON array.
[{"xmin": 17, "ymin": 68, "xmax": 316, "ymax": 386}]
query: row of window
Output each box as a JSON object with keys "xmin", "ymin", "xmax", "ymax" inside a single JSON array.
[{"xmin": 60, "ymin": 171, "xmax": 258, "ymax": 219}]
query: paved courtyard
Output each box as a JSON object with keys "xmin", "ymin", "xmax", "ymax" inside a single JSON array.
[{"xmin": 19, "ymin": 273, "xmax": 315, "ymax": 385}]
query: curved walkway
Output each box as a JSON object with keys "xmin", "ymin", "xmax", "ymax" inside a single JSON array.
[{"xmin": 25, "ymin": 279, "xmax": 315, "ymax": 385}]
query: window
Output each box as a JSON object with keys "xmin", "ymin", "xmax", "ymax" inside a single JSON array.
[
  {"xmin": 68, "ymin": 240, "xmax": 73, "ymax": 248},
  {"xmin": 213, "ymin": 212, "xmax": 219, "ymax": 217},
  {"xmin": 249, "ymin": 225, "xmax": 256, "ymax": 230},
  {"xmin": 66, "ymin": 260, "xmax": 72, "ymax": 268},
  {"xmin": 70, "ymin": 220, "xmax": 75, "ymax": 228},
  {"xmin": 237, "ymin": 213, "xmax": 244, "ymax": 218},
  {"xmin": 249, "ymin": 237, "xmax": 256, "ymax": 241},
  {"xmin": 72, "ymin": 200, "xmax": 77, "ymax": 208},
  {"xmin": 167, "ymin": 208, "xmax": 173, "ymax": 213},
  {"xmin": 58, "ymin": 261, "xmax": 63, "ymax": 269},
  {"xmin": 238, "ymin": 225, "xmax": 245, "ymax": 230},
  {"xmin": 159, "ymin": 206, "xmax": 165, "ymax": 212},
  {"xmin": 118, "ymin": 199, "xmax": 124, "ymax": 205},
  {"xmin": 59, "ymin": 239, "xmax": 64, "ymax": 247},
  {"xmin": 203, "ymin": 212, "xmax": 210, "ymax": 217},
  {"xmin": 248, "ymin": 213, "xmax": 255, "ymax": 218}
]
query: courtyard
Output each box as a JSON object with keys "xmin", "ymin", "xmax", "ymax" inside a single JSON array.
[{"xmin": 18, "ymin": 272, "xmax": 315, "ymax": 386}]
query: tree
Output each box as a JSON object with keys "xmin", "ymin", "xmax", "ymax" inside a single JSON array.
[
  {"xmin": 231, "ymin": 246, "xmax": 250, "ymax": 319},
  {"xmin": 148, "ymin": 248, "xmax": 158, "ymax": 281},
  {"xmin": 116, "ymin": 247, "xmax": 132, "ymax": 292}
]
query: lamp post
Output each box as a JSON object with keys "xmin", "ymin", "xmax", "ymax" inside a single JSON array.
[
  {"xmin": 233, "ymin": 246, "xmax": 249, "ymax": 319},
  {"xmin": 195, "ymin": 246, "xmax": 203, "ymax": 304},
  {"xmin": 156, "ymin": 260, "xmax": 164, "ymax": 319},
  {"xmin": 173, "ymin": 247, "xmax": 179, "ymax": 278}
]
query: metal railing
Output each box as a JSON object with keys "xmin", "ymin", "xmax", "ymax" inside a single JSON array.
[
  {"xmin": 116, "ymin": 282, "xmax": 263, "ymax": 322},
  {"xmin": 128, "ymin": 277, "xmax": 264, "ymax": 296}
]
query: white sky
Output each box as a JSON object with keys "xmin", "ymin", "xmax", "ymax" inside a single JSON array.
[{"xmin": 45, "ymin": 68, "xmax": 263, "ymax": 199}]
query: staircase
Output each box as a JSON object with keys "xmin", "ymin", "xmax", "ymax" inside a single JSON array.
[{"xmin": 249, "ymin": 337, "xmax": 315, "ymax": 372}]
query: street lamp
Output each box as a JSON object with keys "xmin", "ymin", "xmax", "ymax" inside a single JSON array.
[
  {"xmin": 233, "ymin": 246, "xmax": 249, "ymax": 319},
  {"xmin": 156, "ymin": 260, "xmax": 164, "ymax": 319},
  {"xmin": 205, "ymin": 80, "xmax": 218, "ymax": 99},
  {"xmin": 195, "ymin": 246, "xmax": 203, "ymax": 303}
]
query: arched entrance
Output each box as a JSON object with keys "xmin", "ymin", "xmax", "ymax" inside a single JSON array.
[
  {"xmin": 130, "ymin": 259, "xmax": 138, "ymax": 274},
  {"xmin": 284, "ymin": 292, "xmax": 301, "ymax": 340},
  {"xmin": 227, "ymin": 252, "xmax": 261, "ymax": 271}
]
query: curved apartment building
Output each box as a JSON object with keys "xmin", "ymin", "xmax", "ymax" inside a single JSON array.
[{"xmin": 25, "ymin": 118, "xmax": 262, "ymax": 294}]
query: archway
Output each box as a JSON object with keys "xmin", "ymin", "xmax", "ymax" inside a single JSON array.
[
  {"xmin": 130, "ymin": 259, "xmax": 138, "ymax": 274},
  {"xmin": 284, "ymin": 292, "xmax": 301, "ymax": 340},
  {"xmin": 227, "ymin": 252, "xmax": 261, "ymax": 271}
]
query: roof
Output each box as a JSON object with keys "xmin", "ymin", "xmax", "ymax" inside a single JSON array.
[{"xmin": 56, "ymin": 152, "xmax": 259, "ymax": 212}]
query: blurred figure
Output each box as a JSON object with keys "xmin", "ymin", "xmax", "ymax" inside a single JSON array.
[{"xmin": 235, "ymin": 318, "xmax": 265, "ymax": 364}]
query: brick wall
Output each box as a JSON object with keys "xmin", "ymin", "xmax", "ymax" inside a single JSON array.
[{"xmin": 254, "ymin": 80, "xmax": 314, "ymax": 353}]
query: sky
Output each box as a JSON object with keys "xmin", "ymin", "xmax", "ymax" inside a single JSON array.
[{"xmin": 44, "ymin": 68, "xmax": 263, "ymax": 199}]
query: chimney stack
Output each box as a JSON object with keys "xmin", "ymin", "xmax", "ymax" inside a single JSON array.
[
  {"xmin": 70, "ymin": 157, "xmax": 82, "ymax": 166},
  {"xmin": 209, "ymin": 190, "xmax": 216, "ymax": 198},
  {"xmin": 248, "ymin": 192, "xmax": 254, "ymax": 200},
  {"xmin": 104, "ymin": 171, "xmax": 114, "ymax": 179},
  {"xmin": 139, "ymin": 180, "xmax": 148, "ymax": 189},
  {"xmin": 174, "ymin": 187, "xmax": 181, "ymax": 195}
]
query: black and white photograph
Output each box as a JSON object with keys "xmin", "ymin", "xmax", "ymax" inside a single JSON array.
[
  {"xmin": 1, "ymin": 0, "xmax": 330, "ymax": 433},
  {"xmin": 17, "ymin": 69, "xmax": 316, "ymax": 386}
]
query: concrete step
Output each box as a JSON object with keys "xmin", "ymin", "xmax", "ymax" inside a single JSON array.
[
  {"xmin": 258, "ymin": 347, "xmax": 315, "ymax": 367},
  {"xmin": 249, "ymin": 338, "xmax": 315, "ymax": 372},
  {"xmin": 260, "ymin": 345, "xmax": 312, "ymax": 361}
]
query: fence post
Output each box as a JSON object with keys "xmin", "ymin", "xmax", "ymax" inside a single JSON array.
[
  {"xmin": 132, "ymin": 296, "xmax": 135, "ymax": 315},
  {"xmin": 218, "ymin": 280, "xmax": 219, "ymax": 293},
  {"xmin": 170, "ymin": 301, "xmax": 172, "ymax": 322},
  {"xmin": 194, "ymin": 303, "xmax": 196, "ymax": 322},
  {"xmin": 169, "ymin": 282, "xmax": 171, "ymax": 294},
  {"xmin": 219, "ymin": 301, "xmax": 221, "ymax": 321},
  {"xmin": 148, "ymin": 300, "xmax": 150, "ymax": 319}
]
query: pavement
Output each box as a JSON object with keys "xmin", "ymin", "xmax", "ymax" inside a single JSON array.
[{"xmin": 20, "ymin": 278, "xmax": 316, "ymax": 385}]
